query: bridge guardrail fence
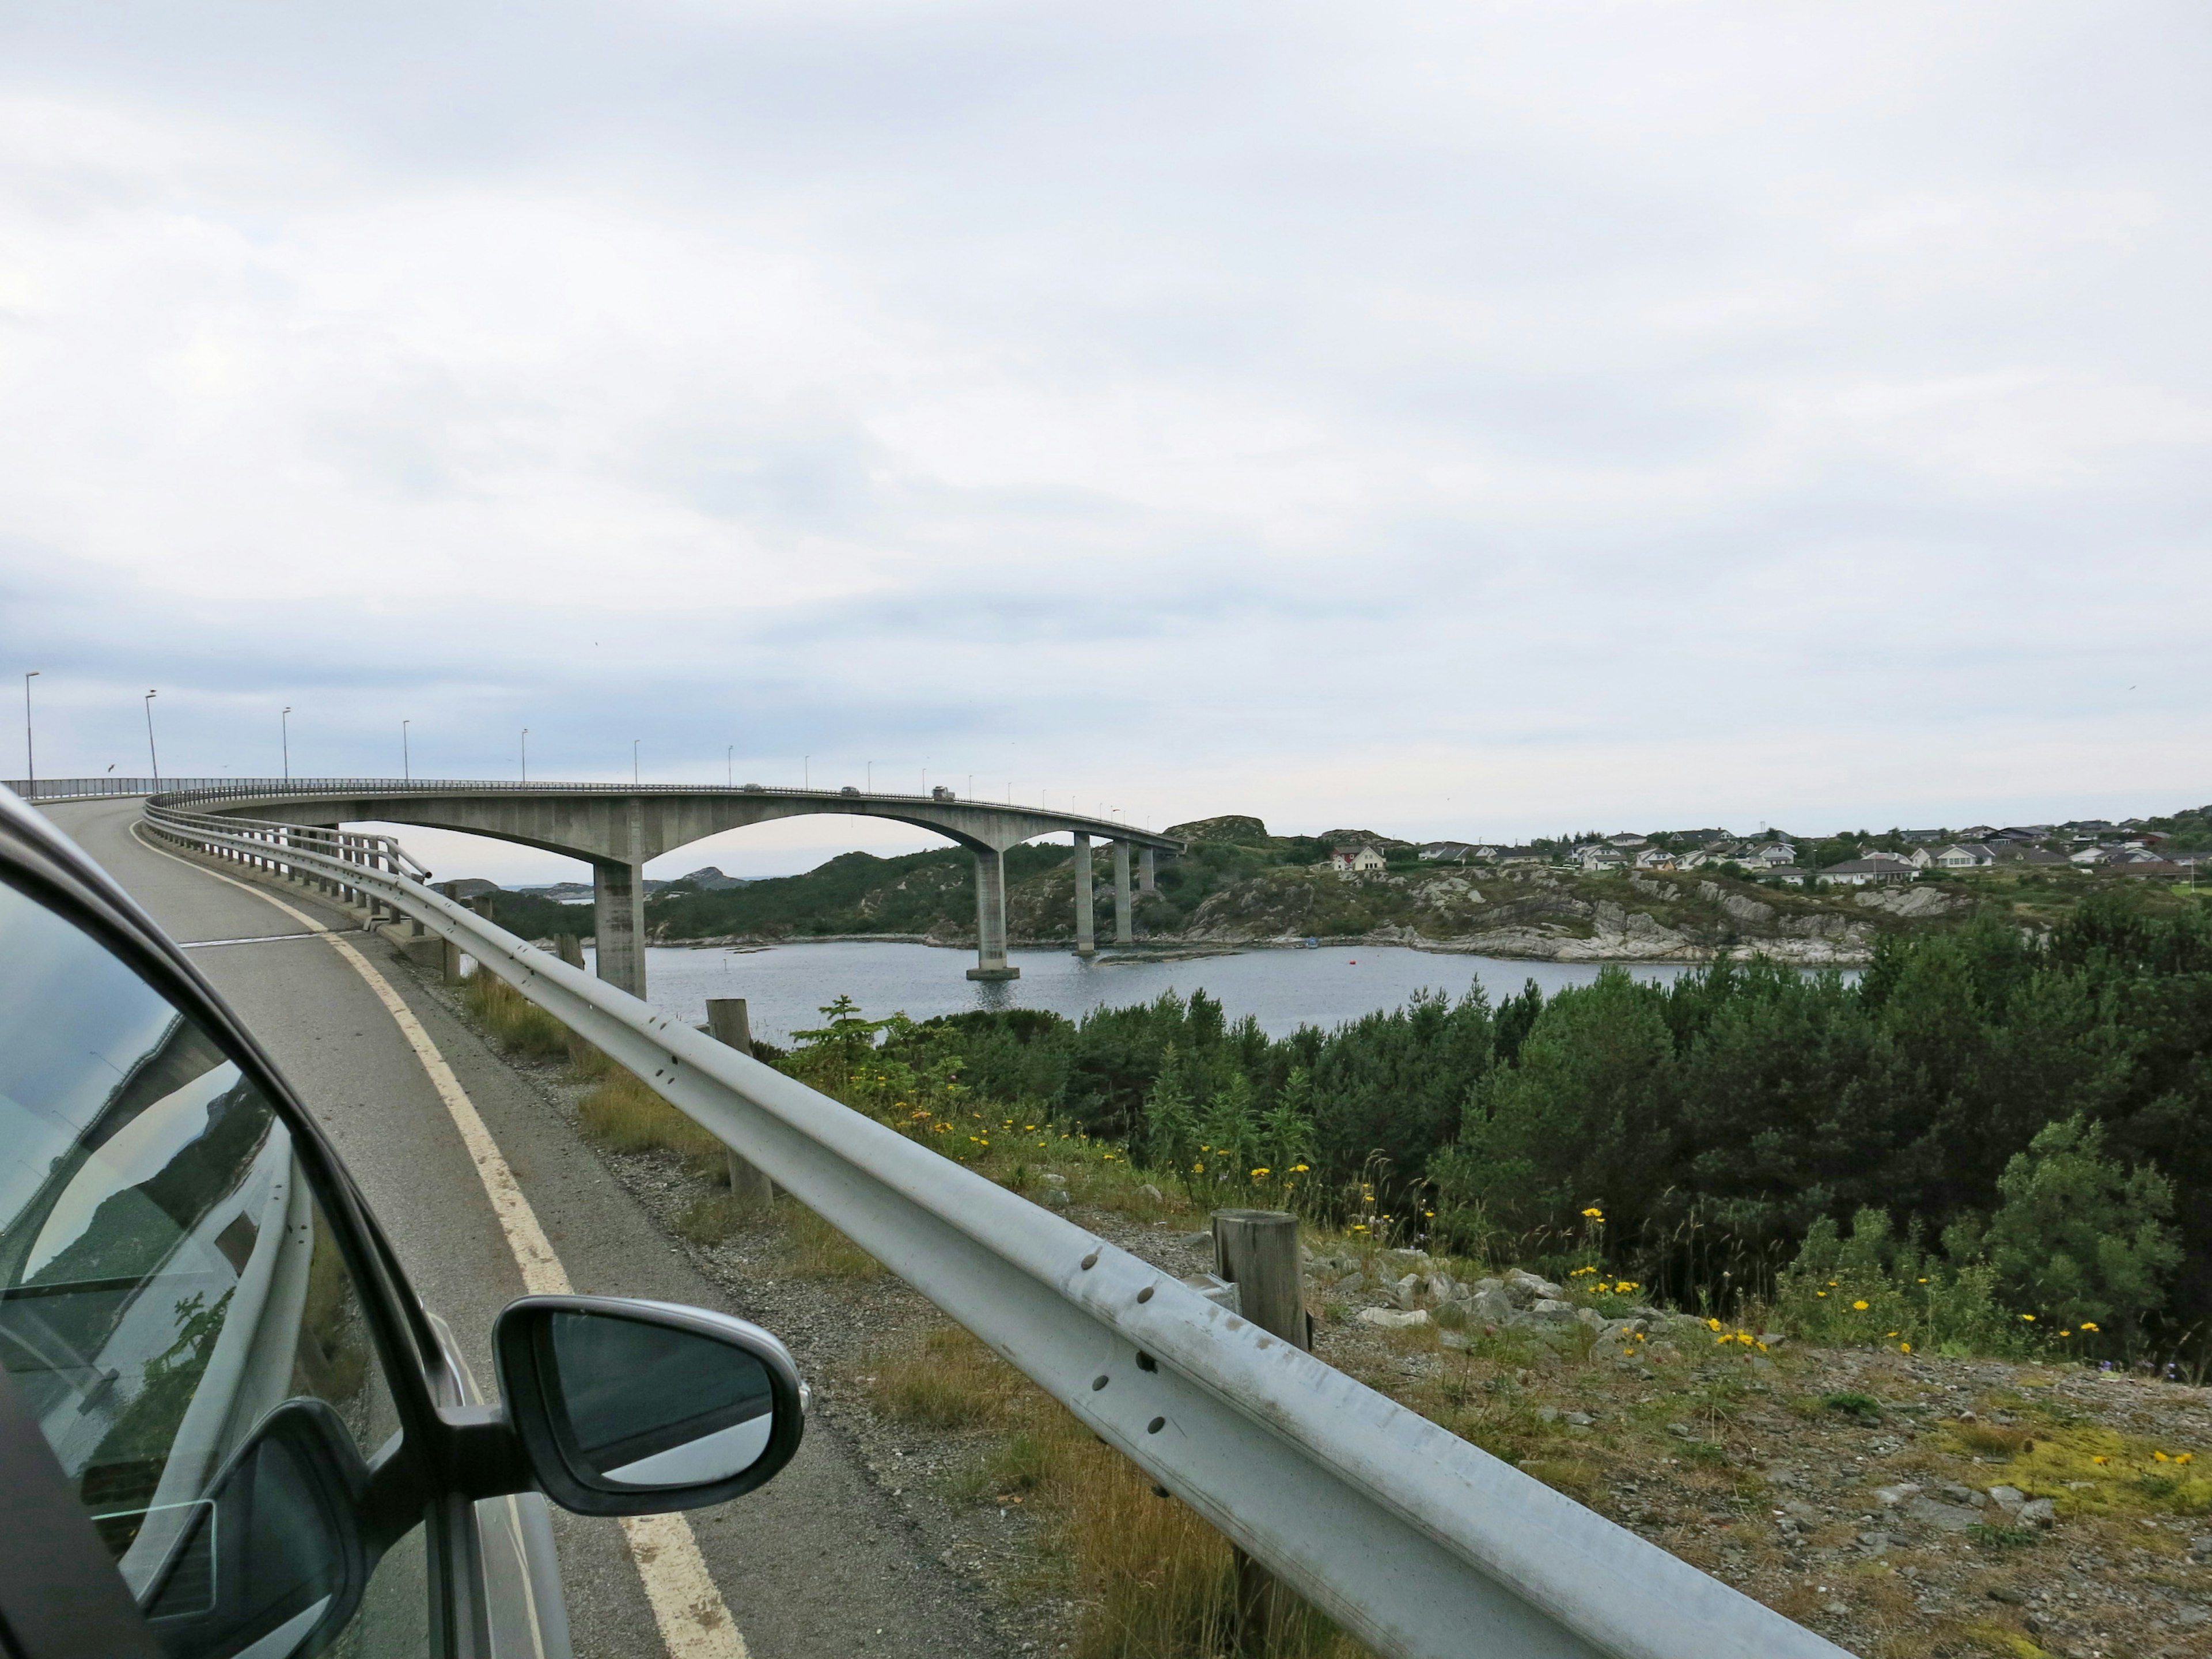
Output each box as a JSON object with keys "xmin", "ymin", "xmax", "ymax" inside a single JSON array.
[{"xmin": 140, "ymin": 800, "xmax": 1844, "ymax": 1659}]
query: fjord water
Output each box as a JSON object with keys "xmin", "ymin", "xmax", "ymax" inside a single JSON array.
[{"xmin": 599, "ymin": 940, "xmax": 1699, "ymax": 1047}]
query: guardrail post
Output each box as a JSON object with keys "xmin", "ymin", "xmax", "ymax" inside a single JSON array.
[
  {"xmin": 705, "ymin": 999, "xmax": 777, "ymax": 1210},
  {"xmin": 556, "ymin": 934, "xmax": 586, "ymax": 970},
  {"xmin": 1213, "ymin": 1208, "xmax": 1308, "ymax": 1650}
]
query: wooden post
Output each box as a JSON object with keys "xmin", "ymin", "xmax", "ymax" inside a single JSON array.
[
  {"xmin": 441, "ymin": 938, "xmax": 463, "ymax": 984},
  {"xmin": 706, "ymin": 998, "xmax": 777, "ymax": 1210},
  {"xmin": 1213, "ymin": 1208, "xmax": 1307, "ymax": 1650},
  {"xmin": 556, "ymin": 934, "xmax": 586, "ymax": 971}
]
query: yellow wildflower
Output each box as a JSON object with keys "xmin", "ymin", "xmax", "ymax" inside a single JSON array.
[
  {"xmin": 1853, "ymin": 1300, "xmax": 1869, "ymax": 1311},
  {"xmin": 2081, "ymin": 1321, "xmax": 2100, "ymax": 1332}
]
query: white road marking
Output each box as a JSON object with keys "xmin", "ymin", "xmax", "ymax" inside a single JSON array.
[{"xmin": 134, "ymin": 825, "xmax": 751, "ymax": 1659}]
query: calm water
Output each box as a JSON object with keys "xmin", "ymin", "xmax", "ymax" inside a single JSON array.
[{"xmin": 585, "ymin": 940, "xmax": 1699, "ymax": 1047}]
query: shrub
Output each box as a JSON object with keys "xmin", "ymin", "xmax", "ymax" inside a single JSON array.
[{"xmin": 1974, "ymin": 1115, "xmax": 2182, "ymax": 1343}]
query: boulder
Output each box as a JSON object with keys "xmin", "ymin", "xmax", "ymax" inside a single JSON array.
[
  {"xmin": 1985, "ymin": 1486, "xmax": 2025, "ymax": 1513},
  {"xmin": 1334, "ymin": 1272, "xmax": 1366, "ymax": 1297},
  {"xmin": 1356, "ymin": 1308, "xmax": 1430, "ymax": 1330},
  {"xmin": 1873, "ymin": 1483, "xmax": 1922, "ymax": 1508},
  {"xmin": 1529, "ymin": 1298, "xmax": 1577, "ymax": 1321},
  {"xmin": 1425, "ymin": 1272, "xmax": 1457, "ymax": 1303},
  {"xmin": 1392, "ymin": 1272, "xmax": 1422, "ymax": 1310},
  {"xmin": 2017, "ymin": 1498, "xmax": 2056, "ymax": 1528},
  {"xmin": 1467, "ymin": 1284, "xmax": 1515, "ymax": 1325},
  {"xmin": 1504, "ymin": 1268, "xmax": 1565, "ymax": 1306},
  {"xmin": 1138, "ymin": 1183, "xmax": 1164, "ymax": 1202}
]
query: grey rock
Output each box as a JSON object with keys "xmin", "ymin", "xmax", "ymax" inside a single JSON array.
[
  {"xmin": 1756, "ymin": 1332, "xmax": 1785, "ymax": 1349},
  {"xmin": 2173, "ymin": 1605, "xmax": 2209, "ymax": 1628},
  {"xmin": 1986, "ymin": 1485, "xmax": 2025, "ymax": 1513},
  {"xmin": 2190, "ymin": 1533, "xmax": 2212, "ymax": 1559},
  {"xmin": 1905, "ymin": 1496, "xmax": 1982, "ymax": 1532},
  {"xmin": 1425, "ymin": 1271, "xmax": 1457, "ymax": 1303},
  {"xmin": 1467, "ymin": 1285, "xmax": 1514, "ymax": 1325},
  {"xmin": 1334, "ymin": 1272, "xmax": 1366, "ymax": 1296},
  {"xmin": 1392, "ymin": 1272, "xmax": 1422, "ymax": 1310},
  {"xmin": 1356, "ymin": 1308, "xmax": 1430, "ymax": 1330},
  {"xmin": 1857, "ymin": 1531, "xmax": 1892, "ymax": 1553},
  {"xmin": 1504, "ymin": 1268, "xmax": 1565, "ymax": 1305},
  {"xmin": 1041, "ymin": 1187, "xmax": 1070, "ymax": 1209},
  {"xmin": 1668, "ymin": 1423, "xmax": 1696, "ymax": 1440},
  {"xmin": 1138, "ymin": 1183, "xmax": 1164, "ymax": 1202},
  {"xmin": 1986, "ymin": 1587, "xmax": 2025, "ymax": 1605},
  {"xmin": 1937, "ymin": 1482, "xmax": 1978, "ymax": 1505},
  {"xmin": 1529, "ymin": 1297, "xmax": 1576, "ymax": 1320},
  {"xmin": 1873, "ymin": 1483, "xmax": 1922, "ymax": 1508},
  {"xmin": 1439, "ymin": 1330, "xmax": 1470, "ymax": 1351},
  {"xmin": 1180, "ymin": 1230, "xmax": 1214, "ymax": 1249},
  {"xmin": 1537, "ymin": 1406, "xmax": 1560, "ymax": 1423},
  {"xmin": 1040, "ymin": 1172, "xmax": 1067, "ymax": 1186},
  {"xmin": 1575, "ymin": 1306, "xmax": 1606, "ymax": 1331},
  {"xmin": 1563, "ymin": 1411, "xmax": 1594, "ymax": 1427},
  {"xmin": 2017, "ymin": 1497, "xmax": 2056, "ymax": 1527}
]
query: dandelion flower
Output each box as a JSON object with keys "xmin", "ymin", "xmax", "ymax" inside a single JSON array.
[
  {"xmin": 2092, "ymin": 1455, "xmax": 2109, "ymax": 1465},
  {"xmin": 1707, "ymin": 1318, "xmax": 1723, "ymax": 1331},
  {"xmin": 1816, "ymin": 1291, "xmax": 1828, "ymax": 1299},
  {"xmin": 1898, "ymin": 1343, "xmax": 1911, "ymax": 1354},
  {"xmin": 2176, "ymin": 1453, "xmax": 2194, "ymax": 1465},
  {"xmin": 2021, "ymin": 1313, "xmax": 2036, "ymax": 1322},
  {"xmin": 2080, "ymin": 1321, "xmax": 2100, "ymax": 1332},
  {"xmin": 2155, "ymin": 1451, "xmax": 2171, "ymax": 1463},
  {"xmin": 1853, "ymin": 1300, "xmax": 1869, "ymax": 1312}
]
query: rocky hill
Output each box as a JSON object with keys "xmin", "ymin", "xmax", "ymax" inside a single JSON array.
[{"xmin": 470, "ymin": 815, "xmax": 2202, "ymax": 967}]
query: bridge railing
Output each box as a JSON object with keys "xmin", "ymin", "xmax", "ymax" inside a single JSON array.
[
  {"xmin": 94, "ymin": 777, "xmax": 1157, "ymax": 838},
  {"xmin": 138, "ymin": 804, "xmax": 1841, "ymax": 1659}
]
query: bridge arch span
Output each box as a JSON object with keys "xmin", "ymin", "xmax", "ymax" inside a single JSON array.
[{"xmin": 154, "ymin": 779, "xmax": 1177, "ymax": 995}]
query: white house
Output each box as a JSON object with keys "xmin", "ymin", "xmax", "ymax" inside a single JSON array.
[
  {"xmin": 1575, "ymin": 844, "xmax": 1629, "ymax": 872},
  {"xmin": 1753, "ymin": 843, "xmax": 1798, "ymax": 867},
  {"xmin": 1936, "ymin": 843, "xmax": 1997, "ymax": 870},
  {"xmin": 1329, "ymin": 845, "xmax": 1388, "ymax": 877},
  {"xmin": 1815, "ymin": 858, "xmax": 1916, "ymax": 887},
  {"xmin": 1634, "ymin": 847, "xmax": 1677, "ymax": 870}
]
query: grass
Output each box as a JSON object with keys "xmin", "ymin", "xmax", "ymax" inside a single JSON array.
[
  {"xmin": 864, "ymin": 1324, "xmax": 1368, "ymax": 1659},
  {"xmin": 461, "ymin": 968, "xmax": 576, "ymax": 1061}
]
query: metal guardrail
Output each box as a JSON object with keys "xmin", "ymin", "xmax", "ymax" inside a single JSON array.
[
  {"xmin": 142, "ymin": 802, "xmax": 1843, "ymax": 1659},
  {"xmin": 5, "ymin": 777, "xmax": 238, "ymax": 801}
]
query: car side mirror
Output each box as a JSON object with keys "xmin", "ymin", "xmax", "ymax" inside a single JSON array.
[
  {"xmin": 138, "ymin": 1398, "xmax": 371, "ymax": 1659},
  {"xmin": 492, "ymin": 1296, "xmax": 806, "ymax": 1517}
]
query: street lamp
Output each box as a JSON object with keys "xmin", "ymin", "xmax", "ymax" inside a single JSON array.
[
  {"xmin": 633, "ymin": 738, "xmax": 640, "ymax": 787},
  {"xmin": 803, "ymin": 755, "xmax": 810, "ymax": 790},
  {"xmin": 281, "ymin": 707, "xmax": 291, "ymax": 781},
  {"xmin": 22, "ymin": 671, "xmax": 37, "ymax": 792},
  {"xmin": 866, "ymin": 760, "xmax": 873, "ymax": 793},
  {"xmin": 726, "ymin": 745, "xmax": 733, "ymax": 788},
  {"xmin": 402, "ymin": 719, "xmax": 411, "ymax": 782},
  {"xmin": 143, "ymin": 690, "xmax": 160, "ymax": 786},
  {"xmin": 521, "ymin": 729, "xmax": 529, "ymax": 783}
]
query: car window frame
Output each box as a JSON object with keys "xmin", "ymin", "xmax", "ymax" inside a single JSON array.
[{"xmin": 0, "ymin": 796, "xmax": 463, "ymax": 1652}]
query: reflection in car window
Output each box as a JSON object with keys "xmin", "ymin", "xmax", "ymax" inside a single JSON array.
[{"xmin": 0, "ymin": 877, "xmax": 425, "ymax": 1653}]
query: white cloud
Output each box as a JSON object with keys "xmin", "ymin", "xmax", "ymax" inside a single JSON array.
[{"xmin": 2, "ymin": 1, "xmax": 2207, "ymax": 851}]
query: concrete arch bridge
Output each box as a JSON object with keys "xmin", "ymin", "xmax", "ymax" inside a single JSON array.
[{"xmin": 150, "ymin": 779, "xmax": 1180, "ymax": 996}]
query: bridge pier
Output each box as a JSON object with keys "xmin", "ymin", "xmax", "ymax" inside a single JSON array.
[
  {"xmin": 1112, "ymin": 840, "xmax": 1134, "ymax": 945},
  {"xmin": 1139, "ymin": 847, "xmax": 1157, "ymax": 895},
  {"xmin": 1071, "ymin": 834, "xmax": 1096, "ymax": 957},
  {"xmin": 593, "ymin": 858, "xmax": 648, "ymax": 998},
  {"xmin": 967, "ymin": 847, "xmax": 1018, "ymax": 980}
]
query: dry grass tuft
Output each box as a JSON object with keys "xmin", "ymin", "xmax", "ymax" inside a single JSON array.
[
  {"xmin": 866, "ymin": 1323, "xmax": 1367, "ymax": 1659},
  {"xmin": 784, "ymin": 1202, "xmax": 885, "ymax": 1279},
  {"xmin": 577, "ymin": 1069, "xmax": 727, "ymax": 1162},
  {"xmin": 462, "ymin": 969, "xmax": 575, "ymax": 1060}
]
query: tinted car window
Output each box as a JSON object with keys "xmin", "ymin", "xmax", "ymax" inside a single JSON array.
[{"xmin": 0, "ymin": 877, "xmax": 426, "ymax": 1654}]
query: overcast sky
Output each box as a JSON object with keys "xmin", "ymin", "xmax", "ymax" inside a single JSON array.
[{"xmin": 3, "ymin": 2, "xmax": 2206, "ymax": 881}]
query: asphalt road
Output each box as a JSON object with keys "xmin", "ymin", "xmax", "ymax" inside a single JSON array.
[{"xmin": 46, "ymin": 798, "xmax": 999, "ymax": 1659}]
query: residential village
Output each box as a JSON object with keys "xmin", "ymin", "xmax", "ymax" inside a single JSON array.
[{"xmin": 1326, "ymin": 818, "xmax": 2201, "ymax": 886}]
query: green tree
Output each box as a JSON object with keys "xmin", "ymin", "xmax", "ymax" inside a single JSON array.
[
  {"xmin": 1263, "ymin": 1066, "xmax": 1321, "ymax": 1187},
  {"xmin": 1973, "ymin": 1115, "xmax": 2182, "ymax": 1339},
  {"xmin": 1141, "ymin": 1048, "xmax": 1200, "ymax": 1175}
]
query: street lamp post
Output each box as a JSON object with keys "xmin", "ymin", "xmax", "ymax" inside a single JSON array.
[
  {"xmin": 866, "ymin": 760, "xmax": 872, "ymax": 793},
  {"xmin": 402, "ymin": 719, "xmax": 411, "ymax": 782},
  {"xmin": 521, "ymin": 729, "xmax": 529, "ymax": 783},
  {"xmin": 633, "ymin": 738, "xmax": 640, "ymax": 787},
  {"xmin": 726, "ymin": 745, "xmax": 733, "ymax": 788},
  {"xmin": 803, "ymin": 755, "xmax": 809, "ymax": 789},
  {"xmin": 22, "ymin": 671, "xmax": 37, "ymax": 792},
  {"xmin": 281, "ymin": 707, "xmax": 291, "ymax": 781},
  {"xmin": 143, "ymin": 691, "xmax": 160, "ymax": 786}
]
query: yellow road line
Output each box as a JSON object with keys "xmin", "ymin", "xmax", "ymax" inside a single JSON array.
[{"xmin": 133, "ymin": 825, "xmax": 749, "ymax": 1659}]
